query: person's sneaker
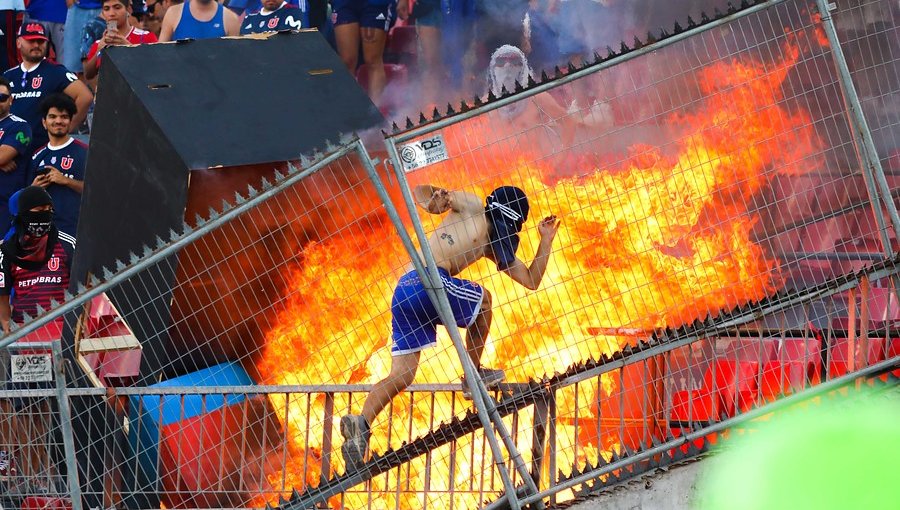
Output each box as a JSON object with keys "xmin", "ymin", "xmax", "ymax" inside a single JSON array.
[
  {"xmin": 340, "ymin": 415, "xmax": 370, "ymax": 472},
  {"xmin": 461, "ymin": 367, "xmax": 506, "ymax": 399}
]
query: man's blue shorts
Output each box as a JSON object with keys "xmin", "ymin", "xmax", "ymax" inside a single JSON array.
[
  {"xmin": 332, "ymin": 0, "xmax": 394, "ymax": 31},
  {"xmin": 391, "ymin": 268, "xmax": 484, "ymax": 356}
]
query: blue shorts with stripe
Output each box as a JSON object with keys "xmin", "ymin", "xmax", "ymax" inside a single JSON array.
[{"xmin": 390, "ymin": 268, "xmax": 484, "ymax": 356}]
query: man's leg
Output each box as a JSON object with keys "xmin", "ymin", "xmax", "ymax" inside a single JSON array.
[
  {"xmin": 361, "ymin": 351, "xmax": 420, "ymax": 424},
  {"xmin": 341, "ymin": 351, "xmax": 420, "ymax": 469},
  {"xmin": 465, "ymin": 288, "xmax": 492, "ymax": 368},
  {"xmin": 462, "ymin": 289, "xmax": 505, "ymax": 395}
]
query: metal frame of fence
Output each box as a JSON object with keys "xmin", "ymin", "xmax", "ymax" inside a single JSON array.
[{"xmin": 0, "ymin": 0, "xmax": 897, "ymax": 508}]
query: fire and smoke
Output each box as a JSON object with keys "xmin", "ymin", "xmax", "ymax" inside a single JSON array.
[{"xmin": 253, "ymin": 31, "xmax": 823, "ymax": 510}]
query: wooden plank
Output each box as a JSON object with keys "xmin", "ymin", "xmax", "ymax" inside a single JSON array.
[{"xmin": 79, "ymin": 335, "xmax": 141, "ymax": 355}]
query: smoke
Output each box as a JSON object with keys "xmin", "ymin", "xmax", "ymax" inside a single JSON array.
[{"xmin": 381, "ymin": 0, "xmax": 734, "ymax": 122}]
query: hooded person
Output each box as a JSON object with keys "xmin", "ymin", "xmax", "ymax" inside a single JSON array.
[
  {"xmin": 0, "ymin": 186, "xmax": 76, "ymax": 331},
  {"xmin": 339, "ymin": 182, "xmax": 560, "ymax": 471},
  {"xmin": 487, "ymin": 44, "xmax": 532, "ymax": 119}
]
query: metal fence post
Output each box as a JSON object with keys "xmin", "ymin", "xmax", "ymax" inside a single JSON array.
[
  {"xmin": 814, "ymin": 0, "xmax": 900, "ymax": 243},
  {"xmin": 51, "ymin": 340, "xmax": 83, "ymax": 510}
]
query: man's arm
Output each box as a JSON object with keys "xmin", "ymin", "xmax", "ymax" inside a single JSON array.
[
  {"xmin": 63, "ymin": 80, "xmax": 94, "ymax": 132},
  {"xmin": 82, "ymin": 41, "xmax": 103, "ymax": 81},
  {"xmin": 413, "ymin": 185, "xmax": 483, "ymax": 215},
  {"xmin": 159, "ymin": 4, "xmax": 182, "ymax": 42},
  {"xmin": 0, "ymin": 146, "xmax": 19, "ymax": 173},
  {"xmin": 499, "ymin": 215, "xmax": 560, "ymax": 290},
  {"xmin": 0, "ymin": 295, "xmax": 10, "ymax": 334},
  {"xmin": 223, "ymin": 7, "xmax": 241, "ymax": 36}
]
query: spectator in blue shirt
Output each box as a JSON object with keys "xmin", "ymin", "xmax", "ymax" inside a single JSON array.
[
  {"xmin": 0, "ymin": 76, "xmax": 33, "ymax": 227},
  {"xmin": 28, "ymin": 94, "xmax": 86, "ymax": 238},
  {"xmin": 24, "ymin": 0, "xmax": 67, "ymax": 60},
  {"xmin": 62, "ymin": 0, "xmax": 104, "ymax": 74}
]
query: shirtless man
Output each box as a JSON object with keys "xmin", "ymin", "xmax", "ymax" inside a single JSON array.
[{"xmin": 340, "ymin": 184, "xmax": 560, "ymax": 470}]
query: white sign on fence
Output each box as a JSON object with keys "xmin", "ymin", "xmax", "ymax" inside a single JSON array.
[
  {"xmin": 11, "ymin": 353, "xmax": 53, "ymax": 383},
  {"xmin": 398, "ymin": 134, "xmax": 449, "ymax": 172}
]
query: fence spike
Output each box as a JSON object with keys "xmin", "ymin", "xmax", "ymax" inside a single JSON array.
[
  {"xmin": 554, "ymin": 65, "xmax": 564, "ymax": 78},
  {"xmin": 76, "ymin": 282, "xmax": 87, "ymax": 294},
  {"xmin": 714, "ymin": 7, "xmax": 724, "ymax": 18},
  {"xmin": 633, "ymin": 35, "xmax": 643, "ymax": 49},
  {"xmin": 567, "ymin": 61, "xmax": 577, "ymax": 73},
  {"xmin": 619, "ymin": 40, "xmax": 630, "ymax": 53},
  {"xmin": 446, "ymin": 103, "xmax": 455, "ymax": 115},
  {"xmin": 391, "ymin": 121, "xmax": 400, "ymax": 133},
  {"xmin": 128, "ymin": 250, "xmax": 140, "ymax": 264},
  {"xmin": 324, "ymin": 138, "xmax": 337, "ymax": 153},
  {"xmin": 155, "ymin": 235, "xmax": 166, "ymax": 249},
  {"xmin": 142, "ymin": 244, "xmax": 153, "ymax": 257},
  {"xmin": 606, "ymin": 46, "xmax": 616, "ymax": 59},
  {"xmin": 63, "ymin": 290, "xmax": 74, "ymax": 301},
  {"xmin": 540, "ymin": 70, "xmax": 550, "ymax": 83},
  {"xmin": 405, "ymin": 116, "xmax": 414, "ymax": 129},
  {"xmin": 259, "ymin": 176, "xmax": 273, "ymax": 190},
  {"xmin": 102, "ymin": 267, "xmax": 114, "ymax": 280},
  {"xmin": 673, "ymin": 21, "xmax": 684, "ymax": 33},
  {"xmin": 194, "ymin": 213, "xmax": 205, "ymax": 227},
  {"xmin": 727, "ymin": 2, "xmax": 737, "ymax": 14},
  {"xmin": 527, "ymin": 73, "xmax": 537, "ymax": 87},
  {"xmin": 418, "ymin": 112, "xmax": 428, "ymax": 125},
  {"xmin": 592, "ymin": 51, "xmax": 603, "ymax": 64},
  {"xmin": 233, "ymin": 191, "xmax": 247, "ymax": 205},
  {"xmin": 646, "ymin": 31, "xmax": 657, "ymax": 44},
  {"xmin": 687, "ymin": 15, "xmax": 697, "ymax": 28},
  {"xmin": 459, "ymin": 100, "xmax": 470, "ymax": 112},
  {"xmin": 514, "ymin": 79, "xmax": 524, "ymax": 92},
  {"xmin": 431, "ymin": 106, "xmax": 441, "ymax": 120},
  {"xmin": 659, "ymin": 27, "xmax": 670, "ymax": 39},
  {"xmin": 500, "ymin": 85, "xmax": 509, "ymax": 97},
  {"xmin": 115, "ymin": 259, "xmax": 126, "ymax": 271},
  {"xmin": 700, "ymin": 11, "xmax": 710, "ymax": 23},
  {"xmin": 740, "ymin": 0, "xmax": 750, "ymax": 8},
  {"xmin": 35, "ymin": 303, "xmax": 47, "ymax": 316},
  {"xmin": 487, "ymin": 89, "xmax": 497, "ymax": 102}
]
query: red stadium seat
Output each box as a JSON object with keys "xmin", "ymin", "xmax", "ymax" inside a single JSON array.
[
  {"xmin": 21, "ymin": 496, "xmax": 72, "ymax": 509},
  {"xmin": 760, "ymin": 337, "xmax": 822, "ymax": 399}
]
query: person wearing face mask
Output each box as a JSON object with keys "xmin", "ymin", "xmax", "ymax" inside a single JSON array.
[{"xmin": 0, "ymin": 185, "xmax": 75, "ymax": 333}]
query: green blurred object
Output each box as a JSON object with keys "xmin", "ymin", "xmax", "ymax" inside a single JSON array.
[{"xmin": 697, "ymin": 388, "xmax": 900, "ymax": 509}]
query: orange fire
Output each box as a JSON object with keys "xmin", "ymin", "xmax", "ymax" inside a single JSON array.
[{"xmin": 253, "ymin": 36, "xmax": 821, "ymax": 508}]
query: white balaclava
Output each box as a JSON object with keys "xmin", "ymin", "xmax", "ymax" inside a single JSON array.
[
  {"xmin": 487, "ymin": 44, "xmax": 532, "ymax": 98},
  {"xmin": 487, "ymin": 45, "xmax": 532, "ymax": 119}
]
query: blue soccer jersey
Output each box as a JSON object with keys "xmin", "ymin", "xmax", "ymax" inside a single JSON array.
[
  {"xmin": 241, "ymin": 1, "xmax": 310, "ymax": 34},
  {"xmin": 0, "ymin": 114, "xmax": 33, "ymax": 227},
  {"xmin": 29, "ymin": 138, "xmax": 88, "ymax": 237},
  {"xmin": 4, "ymin": 60, "xmax": 78, "ymax": 152}
]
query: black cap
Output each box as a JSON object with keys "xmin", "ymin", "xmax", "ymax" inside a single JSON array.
[
  {"xmin": 14, "ymin": 186, "xmax": 53, "ymax": 215},
  {"xmin": 485, "ymin": 186, "xmax": 529, "ymax": 270}
]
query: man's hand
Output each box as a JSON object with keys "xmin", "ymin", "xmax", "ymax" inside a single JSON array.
[
  {"xmin": 103, "ymin": 29, "xmax": 130, "ymax": 47},
  {"xmin": 538, "ymin": 215, "xmax": 561, "ymax": 242},
  {"xmin": 0, "ymin": 160, "xmax": 16, "ymax": 172},
  {"xmin": 44, "ymin": 167, "xmax": 69, "ymax": 186},
  {"xmin": 427, "ymin": 188, "xmax": 452, "ymax": 214}
]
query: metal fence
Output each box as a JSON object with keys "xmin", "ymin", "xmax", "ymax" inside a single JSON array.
[{"xmin": 0, "ymin": 0, "xmax": 898, "ymax": 508}]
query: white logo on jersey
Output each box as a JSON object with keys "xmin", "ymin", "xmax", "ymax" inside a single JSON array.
[
  {"xmin": 376, "ymin": 13, "xmax": 385, "ymax": 20},
  {"xmin": 285, "ymin": 15, "xmax": 302, "ymax": 29},
  {"xmin": 245, "ymin": 24, "xmax": 252, "ymax": 29}
]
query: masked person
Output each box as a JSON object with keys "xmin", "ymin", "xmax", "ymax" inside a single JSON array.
[
  {"xmin": 340, "ymin": 184, "xmax": 561, "ymax": 470},
  {"xmin": 486, "ymin": 44, "xmax": 605, "ymax": 150},
  {"xmin": 0, "ymin": 185, "xmax": 75, "ymax": 333}
]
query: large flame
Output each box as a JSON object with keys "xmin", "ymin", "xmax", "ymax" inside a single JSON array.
[{"xmin": 253, "ymin": 36, "xmax": 821, "ymax": 508}]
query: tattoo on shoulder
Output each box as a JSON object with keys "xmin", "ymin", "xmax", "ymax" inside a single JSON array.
[{"xmin": 440, "ymin": 233, "xmax": 455, "ymax": 246}]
